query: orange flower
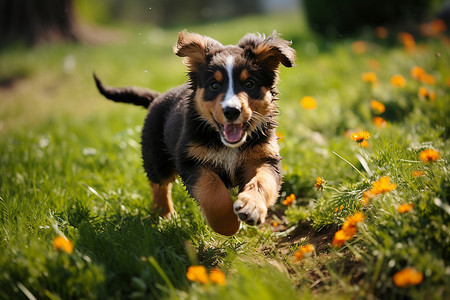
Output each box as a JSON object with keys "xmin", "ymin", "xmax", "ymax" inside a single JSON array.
[
  {"xmin": 209, "ymin": 269, "xmax": 226, "ymax": 286},
  {"xmin": 367, "ymin": 59, "xmax": 380, "ymax": 71},
  {"xmin": 373, "ymin": 116, "xmax": 387, "ymax": 128},
  {"xmin": 272, "ymin": 221, "xmax": 279, "ymax": 227},
  {"xmin": 397, "ymin": 203, "xmax": 414, "ymax": 213},
  {"xmin": 375, "ymin": 26, "xmax": 388, "ymax": 39},
  {"xmin": 332, "ymin": 229, "xmax": 349, "ymax": 248},
  {"xmin": 398, "ymin": 32, "xmax": 415, "ymax": 52},
  {"xmin": 352, "ymin": 41, "xmax": 368, "ymax": 54},
  {"xmin": 391, "ymin": 74, "xmax": 406, "ymax": 87},
  {"xmin": 370, "ymin": 99, "xmax": 385, "ymax": 114},
  {"xmin": 351, "ymin": 131, "xmax": 370, "ymax": 143},
  {"xmin": 446, "ymin": 77, "xmax": 450, "ymax": 87},
  {"xmin": 419, "ymin": 149, "xmax": 440, "ymax": 162},
  {"xmin": 301, "ymin": 96, "xmax": 317, "ymax": 110},
  {"xmin": 422, "ymin": 73, "xmax": 436, "ymax": 85},
  {"xmin": 370, "ymin": 176, "xmax": 396, "ymax": 195},
  {"xmin": 186, "ymin": 265, "xmax": 209, "ymax": 284},
  {"xmin": 282, "ymin": 194, "xmax": 296, "ymax": 206},
  {"xmin": 393, "ymin": 267, "xmax": 423, "ymax": 287},
  {"xmin": 294, "ymin": 243, "xmax": 315, "ymax": 262},
  {"xmin": 360, "ymin": 190, "xmax": 375, "ymax": 206},
  {"xmin": 362, "ymin": 72, "xmax": 378, "ymax": 84},
  {"xmin": 335, "ymin": 205, "xmax": 344, "ymax": 212},
  {"xmin": 359, "ymin": 140, "xmax": 369, "ymax": 148},
  {"xmin": 411, "ymin": 66, "xmax": 426, "ymax": 81},
  {"xmin": 53, "ymin": 236, "xmax": 74, "ymax": 254},
  {"xmin": 315, "ymin": 177, "xmax": 324, "ymax": 190},
  {"xmin": 418, "ymin": 86, "xmax": 436, "ymax": 101},
  {"xmin": 332, "ymin": 212, "xmax": 365, "ymax": 248},
  {"xmin": 412, "ymin": 170, "xmax": 426, "ymax": 177},
  {"xmin": 420, "ymin": 19, "xmax": 447, "ymax": 37}
]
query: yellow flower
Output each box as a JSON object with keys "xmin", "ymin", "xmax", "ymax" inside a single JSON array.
[
  {"xmin": 397, "ymin": 203, "xmax": 414, "ymax": 213},
  {"xmin": 351, "ymin": 131, "xmax": 370, "ymax": 143},
  {"xmin": 391, "ymin": 74, "xmax": 406, "ymax": 87},
  {"xmin": 186, "ymin": 265, "xmax": 209, "ymax": 284},
  {"xmin": 301, "ymin": 96, "xmax": 317, "ymax": 110},
  {"xmin": 362, "ymin": 72, "xmax": 378, "ymax": 84},
  {"xmin": 276, "ymin": 132, "xmax": 284, "ymax": 142},
  {"xmin": 53, "ymin": 236, "xmax": 74, "ymax": 254},
  {"xmin": 419, "ymin": 149, "xmax": 440, "ymax": 162},
  {"xmin": 370, "ymin": 99, "xmax": 385, "ymax": 114},
  {"xmin": 370, "ymin": 176, "xmax": 397, "ymax": 195},
  {"xmin": 393, "ymin": 267, "xmax": 423, "ymax": 287},
  {"xmin": 282, "ymin": 194, "xmax": 296, "ymax": 206},
  {"xmin": 209, "ymin": 269, "xmax": 226, "ymax": 286},
  {"xmin": 294, "ymin": 243, "xmax": 315, "ymax": 262},
  {"xmin": 315, "ymin": 177, "xmax": 324, "ymax": 190},
  {"xmin": 373, "ymin": 116, "xmax": 387, "ymax": 128}
]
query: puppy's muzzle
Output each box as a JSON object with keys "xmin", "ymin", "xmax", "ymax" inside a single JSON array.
[{"xmin": 223, "ymin": 106, "xmax": 241, "ymax": 122}]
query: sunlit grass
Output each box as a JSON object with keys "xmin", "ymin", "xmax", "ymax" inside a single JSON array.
[{"xmin": 1, "ymin": 11, "xmax": 449, "ymax": 299}]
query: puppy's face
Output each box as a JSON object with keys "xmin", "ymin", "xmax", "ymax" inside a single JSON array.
[{"xmin": 174, "ymin": 31, "xmax": 295, "ymax": 148}]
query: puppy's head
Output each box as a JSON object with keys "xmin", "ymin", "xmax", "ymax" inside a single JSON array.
[{"xmin": 174, "ymin": 30, "xmax": 295, "ymax": 148}]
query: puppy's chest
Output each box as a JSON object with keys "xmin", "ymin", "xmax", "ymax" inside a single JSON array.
[{"xmin": 187, "ymin": 145, "xmax": 244, "ymax": 178}]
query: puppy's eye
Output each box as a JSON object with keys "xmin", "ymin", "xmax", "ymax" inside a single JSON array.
[
  {"xmin": 210, "ymin": 81, "xmax": 221, "ymax": 90},
  {"xmin": 243, "ymin": 80, "xmax": 255, "ymax": 89}
]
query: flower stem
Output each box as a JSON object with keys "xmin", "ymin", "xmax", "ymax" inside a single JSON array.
[{"xmin": 332, "ymin": 151, "xmax": 369, "ymax": 183}]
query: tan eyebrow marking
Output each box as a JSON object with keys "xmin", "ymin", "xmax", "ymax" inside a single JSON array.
[
  {"xmin": 214, "ymin": 70, "xmax": 223, "ymax": 82},
  {"xmin": 240, "ymin": 69, "xmax": 249, "ymax": 82}
]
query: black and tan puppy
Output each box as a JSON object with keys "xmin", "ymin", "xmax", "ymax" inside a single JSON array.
[{"xmin": 94, "ymin": 30, "xmax": 295, "ymax": 236}]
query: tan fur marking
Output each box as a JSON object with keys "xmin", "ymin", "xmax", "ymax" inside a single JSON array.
[
  {"xmin": 150, "ymin": 181, "xmax": 175, "ymax": 218},
  {"xmin": 214, "ymin": 70, "xmax": 223, "ymax": 82},
  {"xmin": 193, "ymin": 168, "xmax": 240, "ymax": 236},
  {"xmin": 240, "ymin": 69, "xmax": 249, "ymax": 82}
]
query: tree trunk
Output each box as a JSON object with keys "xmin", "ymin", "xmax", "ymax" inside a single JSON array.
[{"xmin": 0, "ymin": 0, "xmax": 79, "ymax": 46}]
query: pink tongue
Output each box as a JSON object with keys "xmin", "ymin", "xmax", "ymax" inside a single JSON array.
[{"xmin": 224, "ymin": 124, "xmax": 243, "ymax": 143}]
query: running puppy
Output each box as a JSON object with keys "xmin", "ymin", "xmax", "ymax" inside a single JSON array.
[{"xmin": 94, "ymin": 30, "xmax": 295, "ymax": 235}]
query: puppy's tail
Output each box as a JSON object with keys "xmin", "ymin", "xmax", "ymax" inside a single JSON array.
[{"xmin": 93, "ymin": 73, "xmax": 160, "ymax": 108}]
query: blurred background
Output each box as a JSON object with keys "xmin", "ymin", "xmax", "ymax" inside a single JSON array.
[{"xmin": 1, "ymin": 0, "xmax": 448, "ymax": 46}]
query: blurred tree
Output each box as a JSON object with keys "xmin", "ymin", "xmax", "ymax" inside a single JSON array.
[{"xmin": 0, "ymin": 0, "xmax": 79, "ymax": 46}]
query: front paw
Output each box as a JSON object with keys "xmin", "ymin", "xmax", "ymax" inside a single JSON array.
[{"xmin": 233, "ymin": 191, "xmax": 267, "ymax": 225}]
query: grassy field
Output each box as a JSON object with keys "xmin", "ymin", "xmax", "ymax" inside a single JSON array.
[{"xmin": 1, "ymin": 12, "xmax": 449, "ymax": 299}]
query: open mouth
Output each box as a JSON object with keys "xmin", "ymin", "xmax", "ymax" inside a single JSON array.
[{"xmin": 220, "ymin": 123, "xmax": 247, "ymax": 147}]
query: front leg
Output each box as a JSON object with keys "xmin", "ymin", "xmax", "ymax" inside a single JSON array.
[
  {"xmin": 185, "ymin": 167, "xmax": 240, "ymax": 236},
  {"xmin": 234, "ymin": 161, "xmax": 282, "ymax": 225}
]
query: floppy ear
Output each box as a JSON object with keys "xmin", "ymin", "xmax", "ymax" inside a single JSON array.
[
  {"xmin": 174, "ymin": 30, "xmax": 223, "ymax": 70},
  {"xmin": 238, "ymin": 31, "xmax": 296, "ymax": 70}
]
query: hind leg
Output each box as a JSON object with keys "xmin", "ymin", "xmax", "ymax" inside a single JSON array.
[{"xmin": 150, "ymin": 180, "xmax": 175, "ymax": 218}]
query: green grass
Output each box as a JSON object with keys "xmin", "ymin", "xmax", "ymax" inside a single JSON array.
[{"xmin": 1, "ymin": 12, "xmax": 449, "ymax": 299}]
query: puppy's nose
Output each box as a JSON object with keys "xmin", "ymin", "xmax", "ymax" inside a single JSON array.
[{"xmin": 223, "ymin": 106, "xmax": 241, "ymax": 121}]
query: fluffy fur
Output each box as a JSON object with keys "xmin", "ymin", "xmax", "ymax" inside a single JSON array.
[{"xmin": 94, "ymin": 30, "xmax": 295, "ymax": 236}]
